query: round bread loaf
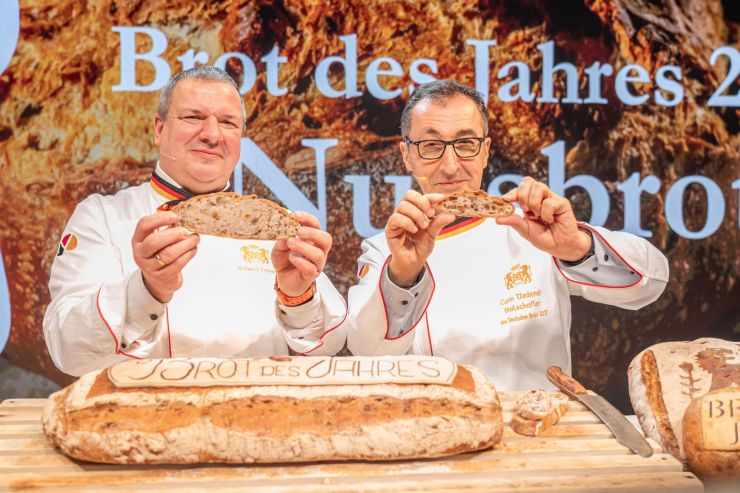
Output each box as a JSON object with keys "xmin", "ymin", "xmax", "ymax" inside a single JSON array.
[
  {"xmin": 682, "ymin": 387, "xmax": 740, "ymax": 479},
  {"xmin": 628, "ymin": 338, "xmax": 740, "ymax": 460}
]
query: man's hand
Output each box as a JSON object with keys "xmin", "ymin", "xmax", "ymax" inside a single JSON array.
[
  {"xmin": 272, "ymin": 212, "xmax": 331, "ymax": 297},
  {"xmin": 386, "ymin": 191, "xmax": 455, "ymax": 287},
  {"xmin": 497, "ymin": 176, "xmax": 592, "ymax": 261},
  {"xmin": 132, "ymin": 212, "xmax": 200, "ymax": 303}
]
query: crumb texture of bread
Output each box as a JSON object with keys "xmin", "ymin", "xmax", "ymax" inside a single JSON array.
[
  {"xmin": 435, "ymin": 190, "xmax": 515, "ymax": 218},
  {"xmin": 511, "ymin": 389, "xmax": 569, "ymax": 436},
  {"xmin": 172, "ymin": 192, "xmax": 299, "ymax": 240}
]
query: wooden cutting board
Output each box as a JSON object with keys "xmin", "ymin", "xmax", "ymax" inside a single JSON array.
[{"xmin": 0, "ymin": 394, "xmax": 702, "ymax": 492}]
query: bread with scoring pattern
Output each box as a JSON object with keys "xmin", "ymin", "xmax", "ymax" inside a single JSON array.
[{"xmin": 42, "ymin": 357, "xmax": 504, "ymax": 464}]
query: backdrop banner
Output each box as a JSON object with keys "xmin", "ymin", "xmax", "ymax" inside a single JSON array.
[{"xmin": 0, "ymin": 0, "xmax": 737, "ymax": 411}]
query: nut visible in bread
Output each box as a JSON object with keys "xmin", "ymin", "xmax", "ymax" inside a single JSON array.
[
  {"xmin": 682, "ymin": 387, "xmax": 740, "ymax": 479},
  {"xmin": 511, "ymin": 389, "xmax": 570, "ymax": 436},
  {"xmin": 172, "ymin": 192, "xmax": 299, "ymax": 240},
  {"xmin": 435, "ymin": 190, "xmax": 515, "ymax": 218},
  {"xmin": 41, "ymin": 356, "xmax": 504, "ymax": 464}
]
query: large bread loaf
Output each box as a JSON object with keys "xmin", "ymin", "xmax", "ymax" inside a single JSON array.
[
  {"xmin": 42, "ymin": 356, "xmax": 503, "ymax": 464},
  {"xmin": 627, "ymin": 338, "xmax": 740, "ymax": 461}
]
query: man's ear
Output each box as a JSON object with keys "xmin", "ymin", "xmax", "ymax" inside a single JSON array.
[
  {"xmin": 154, "ymin": 115, "xmax": 164, "ymax": 145},
  {"xmin": 482, "ymin": 136, "xmax": 492, "ymax": 162},
  {"xmin": 399, "ymin": 140, "xmax": 411, "ymax": 173}
]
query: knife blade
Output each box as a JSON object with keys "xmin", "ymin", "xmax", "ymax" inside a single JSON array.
[{"xmin": 547, "ymin": 366, "xmax": 654, "ymax": 458}]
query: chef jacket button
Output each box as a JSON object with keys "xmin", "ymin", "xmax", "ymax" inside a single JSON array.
[
  {"xmin": 414, "ymin": 292, "xmax": 419, "ymax": 297},
  {"xmin": 592, "ymin": 266, "xmax": 599, "ymax": 272},
  {"xmin": 401, "ymin": 300, "xmax": 409, "ymax": 305},
  {"xmin": 604, "ymin": 254, "xmax": 609, "ymax": 262},
  {"xmin": 120, "ymin": 342, "xmax": 127, "ymax": 349},
  {"xmin": 630, "ymin": 271, "xmax": 635, "ymax": 275},
  {"xmin": 298, "ymin": 336, "xmax": 304, "ymax": 340},
  {"xmin": 149, "ymin": 313, "xmax": 158, "ymax": 321},
  {"xmin": 279, "ymin": 309, "xmax": 287, "ymax": 315}
]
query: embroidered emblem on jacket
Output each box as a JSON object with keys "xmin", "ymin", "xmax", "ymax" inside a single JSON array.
[
  {"xmin": 505, "ymin": 264, "xmax": 532, "ymax": 289},
  {"xmin": 358, "ymin": 264, "xmax": 370, "ymax": 279},
  {"xmin": 241, "ymin": 245, "xmax": 269, "ymax": 264},
  {"xmin": 56, "ymin": 233, "xmax": 78, "ymax": 256}
]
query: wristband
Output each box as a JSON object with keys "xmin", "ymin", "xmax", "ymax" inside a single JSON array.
[{"xmin": 274, "ymin": 281, "xmax": 316, "ymax": 307}]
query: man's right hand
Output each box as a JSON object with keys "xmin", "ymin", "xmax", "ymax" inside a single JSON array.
[
  {"xmin": 386, "ymin": 191, "xmax": 454, "ymax": 287},
  {"xmin": 132, "ymin": 212, "xmax": 200, "ymax": 303}
]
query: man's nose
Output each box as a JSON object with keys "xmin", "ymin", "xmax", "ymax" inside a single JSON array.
[
  {"xmin": 199, "ymin": 115, "xmax": 223, "ymax": 144},
  {"xmin": 438, "ymin": 144, "xmax": 460, "ymax": 175}
]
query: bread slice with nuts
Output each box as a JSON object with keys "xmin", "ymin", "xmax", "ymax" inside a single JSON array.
[
  {"xmin": 172, "ymin": 192, "xmax": 299, "ymax": 240},
  {"xmin": 435, "ymin": 190, "xmax": 515, "ymax": 218},
  {"xmin": 511, "ymin": 389, "xmax": 570, "ymax": 436}
]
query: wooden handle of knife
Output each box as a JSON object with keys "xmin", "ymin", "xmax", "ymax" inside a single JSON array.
[{"xmin": 547, "ymin": 366, "xmax": 587, "ymax": 397}]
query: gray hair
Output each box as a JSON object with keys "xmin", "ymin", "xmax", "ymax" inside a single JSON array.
[
  {"xmin": 157, "ymin": 66, "xmax": 247, "ymax": 127},
  {"xmin": 400, "ymin": 80, "xmax": 488, "ymax": 137}
]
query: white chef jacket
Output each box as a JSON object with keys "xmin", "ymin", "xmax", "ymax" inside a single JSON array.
[
  {"xmin": 44, "ymin": 168, "xmax": 347, "ymax": 376},
  {"xmin": 347, "ymin": 216, "xmax": 669, "ymax": 391}
]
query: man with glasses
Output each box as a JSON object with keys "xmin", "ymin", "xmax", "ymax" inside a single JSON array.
[
  {"xmin": 347, "ymin": 80, "xmax": 668, "ymax": 390},
  {"xmin": 43, "ymin": 67, "xmax": 347, "ymax": 376}
]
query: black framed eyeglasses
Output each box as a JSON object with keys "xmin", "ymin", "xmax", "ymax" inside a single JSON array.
[{"xmin": 404, "ymin": 136, "xmax": 486, "ymax": 160}]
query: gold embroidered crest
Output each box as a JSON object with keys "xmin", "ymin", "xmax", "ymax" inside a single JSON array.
[
  {"xmin": 241, "ymin": 244, "xmax": 269, "ymax": 264},
  {"xmin": 505, "ymin": 264, "xmax": 532, "ymax": 289}
]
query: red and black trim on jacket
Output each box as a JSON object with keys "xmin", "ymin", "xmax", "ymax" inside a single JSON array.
[
  {"xmin": 378, "ymin": 255, "xmax": 437, "ymax": 353},
  {"xmin": 96, "ymin": 286, "xmax": 173, "ymax": 359},
  {"xmin": 437, "ymin": 217, "xmax": 486, "ymax": 240},
  {"xmin": 295, "ymin": 294, "xmax": 349, "ymax": 355},
  {"xmin": 553, "ymin": 223, "xmax": 644, "ymax": 288},
  {"xmin": 150, "ymin": 170, "xmax": 233, "ymax": 211}
]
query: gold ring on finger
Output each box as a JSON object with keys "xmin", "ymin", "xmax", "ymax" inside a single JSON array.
[{"xmin": 155, "ymin": 254, "xmax": 166, "ymax": 267}]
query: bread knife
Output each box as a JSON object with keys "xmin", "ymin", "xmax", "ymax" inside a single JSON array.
[{"xmin": 547, "ymin": 366, "xmax": 654, "ymax": 457}]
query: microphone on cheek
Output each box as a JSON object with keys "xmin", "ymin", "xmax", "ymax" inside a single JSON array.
[{"xmin": 160, "ymin": 151, "xmax": 176, "ymax": 162}]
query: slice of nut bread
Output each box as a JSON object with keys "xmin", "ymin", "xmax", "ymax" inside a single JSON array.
[
  {"xmin": 435, "ymin": 190, "xmax": 515, "ymax": 218},
  {"xmin": 172, "ymin": 192, "xmax": 299, "ymax": 240}
]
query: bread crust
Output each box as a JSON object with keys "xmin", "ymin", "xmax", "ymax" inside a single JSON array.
[
  {"xmin": 434, "ymin": 190, "xmax": 515, "ymax": 218},
  {"xmin": 682, "ymin": 387, "xmax": 740, "ymax": 479},
  {"xmin": 172, "ymin": 192, "xmax": 299, "ymax": 240},
  {"xmin": 627, "ymin": 338, "xmax": 740, "ymax": 461},
  {"xmin": 639, "ymin": 350, "xmax": 682, "ymax": 458},
  {"xmin": 511, "ymin": 389, "xmax": 569, "ymax": 436},
  {"xmin": 42, "ymin": 359, "xmax": 503, "ymax": 464}
]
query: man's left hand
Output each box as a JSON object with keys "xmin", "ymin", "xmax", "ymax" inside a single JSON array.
[
  {"xmin": 497, "ymin": 176, "xmax": 592, "ymax": 261},
  {"xmin": 272, "ymin": 211, "xmax": 331, "ymax": 297}
]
